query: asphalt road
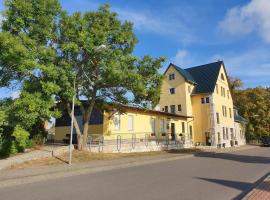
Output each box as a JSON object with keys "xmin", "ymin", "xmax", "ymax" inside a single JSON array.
[{"xmin": 0, "ymin": 147, "xmax": 269, "ymax": 200}]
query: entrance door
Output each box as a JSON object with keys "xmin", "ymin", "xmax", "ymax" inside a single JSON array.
[
  {"xmin": 205, "ymin": 132, "xmax": 210, "ymax": 146},
  {"xmin": 171, "ymin": 123, "xmax": 176, "ymax": 140}
]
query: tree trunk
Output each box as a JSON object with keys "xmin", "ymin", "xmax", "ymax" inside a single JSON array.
[
  {"xmin": 81, "ymin": 99, "xmax": 96, "ymax": 150},
  {"xmin": 66, "ymin": 103, "xmax": 83, "ymax": 150}
]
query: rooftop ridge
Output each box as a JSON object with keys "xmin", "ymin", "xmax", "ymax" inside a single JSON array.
[{"xmin": 184, "ymin": 60, "xmax": 223, "ymax": 70}]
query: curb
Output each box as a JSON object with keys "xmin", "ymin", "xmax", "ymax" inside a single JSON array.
[
  {"xmin": 234, "ymin": 172, "xmax": 270, "ymax": 200},
  {"xmin": 0, "ymin": 154, "xmax": 193, "ymax": 188}
]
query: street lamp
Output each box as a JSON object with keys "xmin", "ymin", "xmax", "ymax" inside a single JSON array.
[{"xmin": 68, "ymin": 45, "xmax": 107, "ymax": 165}]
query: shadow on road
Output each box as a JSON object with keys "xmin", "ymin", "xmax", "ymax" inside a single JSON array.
[
  {"xmin": 196, "ymin": 172, "xmax": 270, "ymax": 200},
  {"xmin": 194, "ymin": 152, "xmax": 270, "ymax": 164}
]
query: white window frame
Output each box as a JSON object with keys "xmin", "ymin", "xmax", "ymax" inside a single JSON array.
[
  {"xmin": 151, "ymin": 118, "xmax": 156, "ymax": 133},
  {"xmin": 128, "ymin": 115, "xmax": 134, "ymax": 131},
  {"xmin": 113, "ymin": 113, "xmax": 121, "ymax": 131},
  {"xmin": 160, "ymin": 119, "xmax": 165, "ymax": 133}
]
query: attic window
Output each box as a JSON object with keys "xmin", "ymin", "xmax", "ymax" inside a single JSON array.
[
  {"xmin": 221, "ymin": 73, "xmax": 225, "ymax": 80},
  {"xmin": 169, "ymin": 73, "xmax": 175, "ymax": 80}
]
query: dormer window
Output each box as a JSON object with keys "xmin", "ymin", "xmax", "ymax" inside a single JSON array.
[
  {"xmin": 221, "ymin": 73, "xmax": 225, "ymax": 80},
  {"xmin": 169, "ymin": 73, "xmax": 175, "ymax": 80}
]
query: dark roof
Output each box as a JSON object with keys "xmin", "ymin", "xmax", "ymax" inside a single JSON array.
[
  {"xmin": 185, "ymin": 61, "xmax": 223, "ymax": 94},
  {"xmin": 234, "ymin": 114, "xmax": 248, "ymax": 124},
  {"xmin": 165, "ymin": 63, "xmax": 197, "ymax": 85}
]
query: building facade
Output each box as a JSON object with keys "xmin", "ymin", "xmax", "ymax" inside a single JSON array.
[
  {"xmin": 156, "ymin": 61, "xmax": 246, "ymax": 147},
  {"xmin": 55, "ymin": 105, "xmax": 192, "ymax": 145}
]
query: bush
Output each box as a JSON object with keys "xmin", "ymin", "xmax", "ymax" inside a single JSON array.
[
  {"xmin": 12, "ymin": 125, "xmax": 30, "ymax": 152},
  {"xmin": 0, "ymin": 139, "xmax": 18, "ymax": 157},
  {"xmin": 26, "ymin": 139, "xmax": 33, "ymax": 149}
]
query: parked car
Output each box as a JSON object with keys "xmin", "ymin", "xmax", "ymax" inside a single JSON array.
[{"xmin": 261, "ymin": 137, "xmax": 270, "ymax": 147}]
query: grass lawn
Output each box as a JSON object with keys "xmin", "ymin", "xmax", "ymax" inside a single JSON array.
[{"xmin": 9, "ymin": 148, "xmax": 201, "ymax": 170}]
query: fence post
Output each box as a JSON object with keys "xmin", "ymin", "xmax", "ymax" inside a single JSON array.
[
  {"xmin": 88, "ymin": 136, "xmax": 92, "ymax": 151},
  {"xmin": 145, "ymin": 134, "xmax": 148, "ymax": 147},
  {"xmin": 166, "ymin": 135, "xmax": 169, "ymax": 148},
  {"xmin": 98, "ymin": 135, "xmax": 104, "ymax": 152},
  {"xmin": 132, "ymin": 134, "xmax": 136, "ymax": 149},
  {"xmin": 156, "ymin": 135, "xmax": 159, "ymax": 145},
  {"xmin": 117, "ymin": 135, "xmax": 121, "ymax": 152}
]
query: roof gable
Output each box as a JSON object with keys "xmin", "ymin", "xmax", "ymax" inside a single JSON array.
[
  {"xmin": 185, "ymin": 61, "xmax": 223, "ymax": 94},
  {"xmin": 164, "ymin": 63, "xmax": 197, "ymax": 85}
]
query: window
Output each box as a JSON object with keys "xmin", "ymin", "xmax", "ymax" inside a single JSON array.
[
  {"xmin": 216, "ymin": 84, "xmax": 219, "ymax": 94},
  {"xmin": 226, "ymin": 128, "xmax": 229, "ymax": 140},
  {"xmin": 170, "ymin": 105, "xmax": 176, "ymax": 114},
  {"xmin": 223, "ymin": 127, "xmax": 226, "ymax": 140},
  {"xmin": 206, "ymin": 97, "xmax": 210, "ymax": 103},
  {"xmin": 227, "ymin": 90, "xmax": 230, "ymax": 99},
  {"xmin": 201, "ymin": 98, "xmax": 205, "ymax": 104},
  {"xmin": 178, "ymin": 104, "xmax": 182, "ymax": 112},
  {"xmin": 189, "ymin": 126, "xmax": 193, "ymax": 140},
  {"xmin": 188, "ymin": 85, "xmax": 191, "ymax": 93},
  {"xmin": 222, "ymin": 106, "xmax": 227, "ymax": 117},
  {"xmin": 169, "ymin": 88, "xmax": 175, "ymax": 94},
  {"xmin": 169, "ymin": 73, "xmax": 175, "ymax": 80},
  {"xmin": 221, "ymin": 87, "xmax": 226, "ymax": 97},
  {"xmin": 216, "ymin": 113, "xmax": 220, "ymax": 124},
  {"xmin": 151, "ymin": 118, "xmax": 156, "ymax": 133},
  {"xmin": 229, "ymin": 108, "xmax": 232, "ymax": 118},
  {"xmin": 127, "ymin": 115, "xmax": 134, "ymax": 131},
  {"xmin": 230, "ymin": 128, "xmax": 234, "ymax": 139},
  {"xmin": 164, "ymin": 106, "xmax": 168, "ymax": 113},
  {"xmin": 160, "ymin": 119, "xmax": 165, "ymax": 133},
  {"xmin": 182, "ymin": 122, "xmax": 185, "ymax": 133},
  {"xmin": 221, "ymin": 73, "xmax": 225, "ymax": 80},
  {"xmin": 113, "ymin": 113, "xmax": 120, "ymax": 130},
  {"xmin": 221, "ymin": 87, "xmax": 223, "ymax": 96}
]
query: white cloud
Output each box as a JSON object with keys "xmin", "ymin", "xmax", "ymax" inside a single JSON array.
[
  {"xmin": 219, "ymin": 0, "xmax": 270, "ymax": 43},
  {"xmin": 114, "ymin": 8, "xmax": 194, "ymax": 44},
  {"xmin": 172, "ymin": 50, "xmax": 189, "ymax": 66},
  {"xmin": 11, "ymin": 91, "xmax": 20, "ymax": 99},
  {"xmin": 210, "ymin": 48, "xmax": 270, "ymax": 87}
]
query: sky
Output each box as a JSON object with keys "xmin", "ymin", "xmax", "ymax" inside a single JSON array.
[{"xmin": 0, "ymin": 0, "xmax": 270, "ymax": 99}]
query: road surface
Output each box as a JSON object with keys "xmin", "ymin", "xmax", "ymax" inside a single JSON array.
[{"xmin": 0, "ymin": 147, "xmax": 269, "ymax": 200}]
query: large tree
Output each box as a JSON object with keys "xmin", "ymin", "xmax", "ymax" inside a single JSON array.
[{"xmin": 1, "ymin": 1, "xmax": 165, "ymax": 150}]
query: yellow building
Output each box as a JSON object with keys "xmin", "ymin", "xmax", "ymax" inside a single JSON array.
[
  {"xmin": 55, "ymin": 104, "xmax": 192, "ymax": 144},
  {"xmin": 156, "ymin": 61, "xmax": 246, "ymax": 147}
]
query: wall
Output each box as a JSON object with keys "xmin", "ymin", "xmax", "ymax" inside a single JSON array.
[
  {"xmin": 55, "ymin": 124, "xmax": 103, "ymax": 142},
  {"xmin": 191, "ymin": 94, "xmax": 211, "ymax": 144},
  {"xmin": 157, "ymin": 66, "xmax": 194, "ymax": 116},
  {"xmin": 104, "ymin": 108, "xmax": 189, "ymax": 141},
  {"xmin": 212, "ymin": 64, "xmax": 235, "ymax": 147},
  {"xmin": 234, "ymin": 122, "xmax": 246, "ymax": 146}
]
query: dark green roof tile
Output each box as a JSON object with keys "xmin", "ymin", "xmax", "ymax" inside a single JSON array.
[{"xmin": 185, "ymin": 61, "xmax": 223, "ymax": 94}]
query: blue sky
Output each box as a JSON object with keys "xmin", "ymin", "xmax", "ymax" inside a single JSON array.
[{"xmin": 0, "ymin": 0, "xmax": 270, "ymax": 98}]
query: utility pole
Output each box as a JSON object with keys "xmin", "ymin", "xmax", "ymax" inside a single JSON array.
[{"xmin": 69, "ymin": 77, "xmax": 76, "ymax": 165}]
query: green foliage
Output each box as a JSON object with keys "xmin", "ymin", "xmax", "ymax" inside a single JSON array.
[
  {"xmin": 234, "ymin": 87, "xmax": 270, "ymax": 140},
  {"xmin": 12, "ymin": 125, "xmax": 30, "ymax": 152}
]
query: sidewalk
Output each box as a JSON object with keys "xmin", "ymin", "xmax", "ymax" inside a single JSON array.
[
  {"xmin": 0, "ymin": 145, "xmax": 68, "ymax": 171},
  {"xmin": 243, "ymin": 175, "xmax": 270, "ymax": 200}
]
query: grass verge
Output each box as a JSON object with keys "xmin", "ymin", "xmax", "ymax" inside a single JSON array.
[{"xmin": 8, "ymin": 148, "xmax": 201, "ymax": 170}]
